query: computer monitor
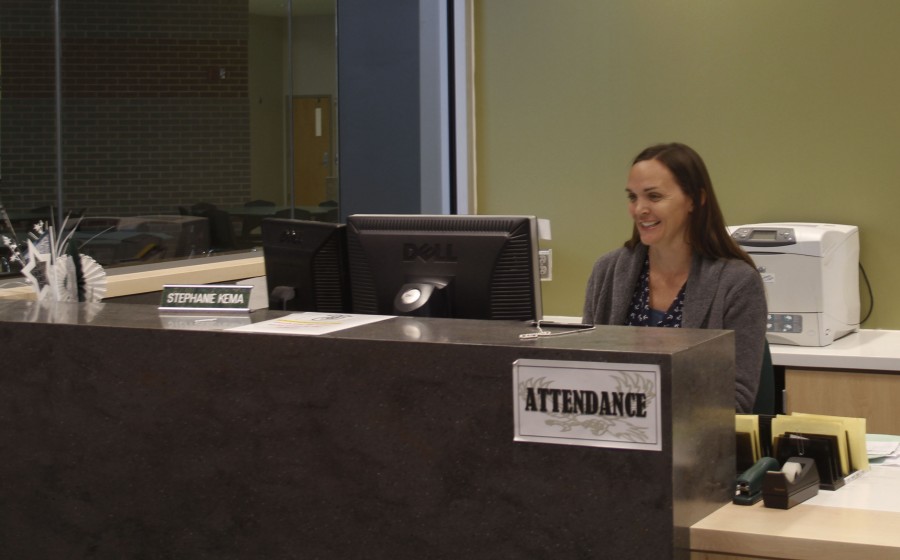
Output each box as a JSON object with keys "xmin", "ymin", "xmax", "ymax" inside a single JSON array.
[
  {"xmin": 346, "ymin": 214, "xmax": 543, "ymax": 321},
  {"xmin": 261, "ymin": 218, "xmax": 351, "ymax": 312}
]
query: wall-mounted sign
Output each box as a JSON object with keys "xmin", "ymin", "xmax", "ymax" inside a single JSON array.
[
  {"xmin": 513, "ymin": 359, "xmax": 662, "ymax": 451},
  {"xmin": 159, "ymin": 284, "xmax": 252, "ymax": 312}
]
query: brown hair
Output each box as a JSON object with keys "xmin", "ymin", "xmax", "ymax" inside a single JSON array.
[{"xmin": 625, "ymin": 142, "xmax": 755, "ymax": 268}]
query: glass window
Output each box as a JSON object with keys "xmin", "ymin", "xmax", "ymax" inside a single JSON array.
[{"xmin": 0, "ymin": 0, "xmax": 338, "ymax": 279}]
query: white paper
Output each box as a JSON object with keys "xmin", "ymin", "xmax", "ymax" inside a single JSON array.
[
  {"xmin": 805, "ymin": 467, "xmax": 900, "ymax": 512},
  {"xmin": 867, "ymin": 440, "xmax": 900, "ymax": 459},
  {"xmin": 226, "ymin": 312, "xmax": 393, "ymax": 336}
]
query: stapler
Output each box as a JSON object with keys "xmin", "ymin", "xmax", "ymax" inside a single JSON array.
[
  {"xmin": 734, "ymin": 456, "xmax": 780, "ymax": 505},
  {"xmin": 762, "ymin": 456, "xmax": 820, "ymax": 509}
]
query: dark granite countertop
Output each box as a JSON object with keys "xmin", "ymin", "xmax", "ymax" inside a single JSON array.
[{"xmin": 0, "ymin": 298, "xmax": 731, "ymax": 355}]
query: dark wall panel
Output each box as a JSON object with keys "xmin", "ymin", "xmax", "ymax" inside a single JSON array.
[{"xmin": 337, "ymin": 0, "xmax": 421, "ymax": 218}]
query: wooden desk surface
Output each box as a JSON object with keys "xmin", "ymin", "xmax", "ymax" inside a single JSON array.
[
  {"xmin": 691, "ymin": 467, "xmax": 900, "ymax": 560},
  {"xmin": 692, "ymin": 502, "xmax": 900, "ymax": 559},
  {"xmin": 544, "ymin": 323, "xmax": 900, "ymax": 373}
]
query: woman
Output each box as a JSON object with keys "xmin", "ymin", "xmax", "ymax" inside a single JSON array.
[{"xmin": 582, "ymin": 143, "xmax": 767, "ymax": 413}]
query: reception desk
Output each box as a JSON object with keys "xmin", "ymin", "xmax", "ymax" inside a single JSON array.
[
  {"xmin": 691, "ymin": 332, "xmax": 900, "ymax": 559},
  {"xmin": 691, "ymin": 463, "xmax": 900, "ymax": 559},
  {"xmin": 0, "ymin": 300, "xmax": 737, "ymax": 559}
]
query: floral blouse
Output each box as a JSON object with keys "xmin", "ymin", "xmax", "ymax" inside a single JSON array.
[{"xmin": 625, "ymin": 257, "xmax": 686, "ymax": 328}]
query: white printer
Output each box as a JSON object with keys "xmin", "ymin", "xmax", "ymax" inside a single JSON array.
[{"xmin": 728, "ymin": 223, "xmax": 860, "ymax": 347}]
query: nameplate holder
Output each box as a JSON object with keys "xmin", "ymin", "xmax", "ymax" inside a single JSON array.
[{"xmin": 159, "ymin": 284, "xmax": 252, "ymax": 312}]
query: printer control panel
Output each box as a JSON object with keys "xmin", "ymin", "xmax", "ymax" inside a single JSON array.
[
  {"xmin": 731, "ymin": 227, "xmax": 796, "ymax": 247},
  {"xmin": 767, "ymin": 313, "xmax": 803, "ymax": 334}
]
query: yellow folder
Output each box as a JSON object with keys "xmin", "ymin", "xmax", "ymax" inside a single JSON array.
[
  {"xmin": 771, "ymin": 413, "xmax": 869, "ymax": 476},
  {"xmin": 736, "ymin": 414, "xmax": 761, "ymax": 462}
]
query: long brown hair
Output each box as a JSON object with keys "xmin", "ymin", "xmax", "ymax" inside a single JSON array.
[{"xmin": 624, "ymin": 142, "xmax": 755, "ymax": 268}]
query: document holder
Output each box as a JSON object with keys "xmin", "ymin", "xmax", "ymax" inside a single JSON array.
[
  {"xmin": 735, "ymin": 432, "xmax": 756, "ymax": 474},
  {"xmin": 773, "ymin": 434, "xmax": 845, "ymax": 490},
  {"xmin": 757, "ymin": 414, "xmax": 775, "ymax": 457},
  {"xmin": 735, "ymin": 414, "xmax": 777, "ymax": 474}
]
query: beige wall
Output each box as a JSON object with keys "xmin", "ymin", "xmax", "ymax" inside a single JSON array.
[
  {"xmin": 474, "ymin": 0, "xmax": 900, "ymax": 328},
  {"xmin": 249, "ymin": 14, "xmax": 337, "ymax": 206},
  {"xmin": 250, "ymin": 14, "xmax": 287, "ymax": 205}
]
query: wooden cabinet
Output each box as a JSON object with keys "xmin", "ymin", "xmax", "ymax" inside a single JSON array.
[
  {"xmin": 785, "ymin": 368, "xmax": 900, "ymax": 435},
  {"xmin": 768, "ymin": 330, "xmax": 900, "ymax": 434}
]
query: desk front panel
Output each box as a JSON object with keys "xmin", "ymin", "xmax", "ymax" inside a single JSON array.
[{"xmin": 0, "ymin": 303, "xmax": 736, "ymax": 559}]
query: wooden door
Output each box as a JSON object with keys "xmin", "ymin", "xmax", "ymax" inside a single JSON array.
[{"xmin": 292, "ymin": 96, "xmax": 332, "ymax": 206}]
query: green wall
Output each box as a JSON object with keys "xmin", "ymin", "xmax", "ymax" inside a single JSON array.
[{"xmin": 475, "ymin": 0, "xmax": 900, "ymax": 328}]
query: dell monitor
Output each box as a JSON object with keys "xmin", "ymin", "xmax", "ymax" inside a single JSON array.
[
  {"xmin": 261, "ymin": 218, "xmax": 351, "ymax": 312},
  {"xmin": 346, "ymin": 214, "xmax": 543, "ymax": 321}
]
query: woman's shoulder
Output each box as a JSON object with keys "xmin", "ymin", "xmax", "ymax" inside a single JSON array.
[
  {"xmin": 697, "ymin": 252, "xmax": 755, "ymax": 274},
  {"xmin": 702, "ymin": 255, "xmax": 764, "ymax": 291},
  {"xmin": 720, "ymin": 256, "xmax": 760, "ymax": 278},
  {"xmin": 594, "ymin": 245, "xmax": 627, "ymax": 263},
  {"xmin": 593, "ymin": 244, "xmax": 641, "ymax": 269}
]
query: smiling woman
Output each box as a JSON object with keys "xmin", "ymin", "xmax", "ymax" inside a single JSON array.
[
  {"xmin": 582, "ymin": 142, "xmax": 767, "ymax": 414},
  {"xmin": 625, "ymin": 158, "xmax": 695, "ymax": 304}
]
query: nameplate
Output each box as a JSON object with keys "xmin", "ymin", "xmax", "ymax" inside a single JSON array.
[
  {"xmin": 159, "ymin": 284, "xmax": 252, "ymax": 312},
  {"xmin": 512, "ymin": 359, "xmax": 662, "ymax": 451}
]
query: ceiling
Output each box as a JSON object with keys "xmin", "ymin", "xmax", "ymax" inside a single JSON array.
[{"xmin": 248, "ymin": 0, "xmax": 335, "ymax": 17}]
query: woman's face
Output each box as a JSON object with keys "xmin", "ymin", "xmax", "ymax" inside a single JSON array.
[{"xmin": 626, "ymin": 159, "xmax": 694, "ymax": 252}]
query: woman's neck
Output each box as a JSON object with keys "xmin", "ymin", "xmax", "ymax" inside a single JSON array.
[
  {"xmin": 647, "ymin": 244, "xmax": 692, "ymax": 311},
  {"xmin": 648, "ymin": 243, "xmax": 693, "ymax": 277}
]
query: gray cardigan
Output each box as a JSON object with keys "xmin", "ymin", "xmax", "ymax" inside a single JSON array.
[{"xmin": 582, "ymin": 244, "xmax": 767, "ymax": 413}]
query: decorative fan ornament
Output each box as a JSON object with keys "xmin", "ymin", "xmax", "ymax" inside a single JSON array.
[
  {"xmin": 2, "ymin": 213, "xmax": 107, "ymax": 303},
  {"xmin": 55, "ymin": 253, "xmax": 107, "ymax": 302},
  {"xmin": 19, "ymin": 238, "xmax": 52, "ymax": 296}
]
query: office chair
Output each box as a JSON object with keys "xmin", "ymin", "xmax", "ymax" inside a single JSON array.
[
  {"xmin": 244, "ymin": 199, "xmax": 276, "ymax": 207},
  {"xmin": 317, "ymin": 207, "xmax": 339, "ymax": 222},
  {"xmin": 752, "ymin": 340, "xmax": 776, "ymax": 415},
  {"xmin": 274, "ymin": 208, "xmax": 313, "ymax": 220},
  {"xmin": 186, "ymin": 203, "xmax": 236, "ymax": 252},
  {"xmin": 238, "ymin": 200, "xmax": 276, "ymax": 245}
]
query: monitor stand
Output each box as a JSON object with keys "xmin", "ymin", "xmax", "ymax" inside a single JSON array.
[
  {"xmin": 269, "ymin": 285, "xmax": 297, "ymax": 311},
  {"xmin": 393, "ymin": 279, "xmax": 450, "ymax": 317}
]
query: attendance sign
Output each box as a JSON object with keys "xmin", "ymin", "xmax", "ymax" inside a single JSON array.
[{"xmin": 513, "ymin": 359, "xmax": 662, "ymax": 451}]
